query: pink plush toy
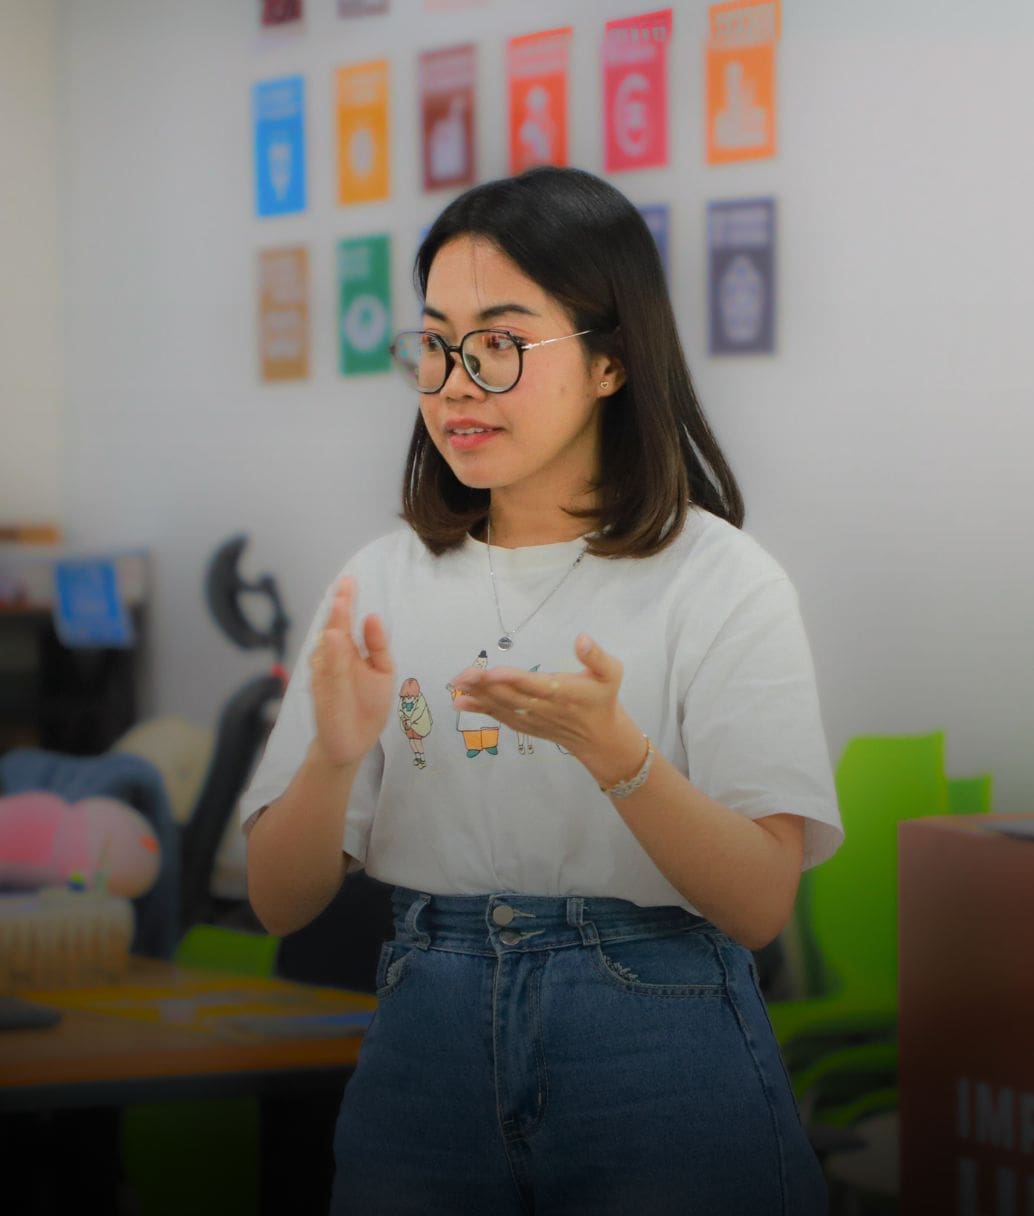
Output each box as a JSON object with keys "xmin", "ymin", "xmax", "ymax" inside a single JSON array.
[{"xmin": 0, "ymin": 791, "xmax": 161, "ymax": 897}]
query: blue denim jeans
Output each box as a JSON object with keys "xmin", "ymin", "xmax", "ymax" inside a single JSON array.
[{"xmin": 330, "ymin": 888, "xmax": 828, "ymax": 1215}]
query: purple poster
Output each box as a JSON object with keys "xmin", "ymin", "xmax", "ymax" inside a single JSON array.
[
  {"xmin": 638, "ymin": 203, "xmax": 670, "ymax": 279},
  {"xmin": 707, "ymin": 198, "xmax": 775, "ymax": 355}
]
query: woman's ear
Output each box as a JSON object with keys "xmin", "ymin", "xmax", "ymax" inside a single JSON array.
[{"xmin": 594, "ymin": 353, "xmax": 627, "ymax": 396}]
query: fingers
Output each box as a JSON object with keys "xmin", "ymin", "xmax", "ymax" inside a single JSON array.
[
  {"xmin": 576, "ymin": 634, "xmax": 623, "ymax": 684},
  {"xmin": 362, "ymin": 613, "xmax": 394, "ymax": 674},
  {"xmin": 325, "ymin": 576, "xmax": 355, "ymax": 632},
  {"xmin": 311, "ymin": 576, "xmax": 395, "ymax": 685},
  {"xmin": 452, "ymin": 671, "xmax": 547, "ymax": 710}
]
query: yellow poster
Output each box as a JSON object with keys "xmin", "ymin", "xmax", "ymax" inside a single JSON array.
[
  {"xmin": 258, "ymin": 246, "xmax": 309, "ymax": 382},
  {"xmin": 336, "ymin": 60, "xmax": 390, "ymax": 204},
  {"xmin": 706, "ymin": 0, "xmax": 779, "ymax": 165}
]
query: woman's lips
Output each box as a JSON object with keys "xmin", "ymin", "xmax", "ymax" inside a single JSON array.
[{"xmin": 446, "ymin": 423, "xmax": 503, "ymax": 451}]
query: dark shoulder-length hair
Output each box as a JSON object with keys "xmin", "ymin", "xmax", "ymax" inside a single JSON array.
[{"xmin": 401, "ymin": 166, "xmax": 743, "ymax": 557}]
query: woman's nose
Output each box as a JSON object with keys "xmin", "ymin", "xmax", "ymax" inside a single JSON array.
[{"xmin": 442, "ymin": 350, "xmax": 484, "ymax": 396}]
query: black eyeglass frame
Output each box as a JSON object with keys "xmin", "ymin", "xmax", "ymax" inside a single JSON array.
[{"xmin": 389, "ymin": 327, "xmax": 596, "ymax": 395}]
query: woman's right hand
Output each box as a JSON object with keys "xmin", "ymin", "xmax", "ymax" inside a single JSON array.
[{"xmin": 308, "ymin": 577, "xmax": 395, "ymax": 768}]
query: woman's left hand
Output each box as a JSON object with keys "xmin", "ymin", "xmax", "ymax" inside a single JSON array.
[{"xmin": 449, "ymin": 635, "xmax": 645, "ymax": 784}]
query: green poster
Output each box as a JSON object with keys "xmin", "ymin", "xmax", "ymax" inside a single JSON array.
[{"xmin": 338, "ymin": 234, "xmax": 392, "ymax": 375}]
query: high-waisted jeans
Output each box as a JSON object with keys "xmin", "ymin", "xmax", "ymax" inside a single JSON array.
[{"xmin": 330, "ymin": 888, "xmax": 828, "ymax": 1215}]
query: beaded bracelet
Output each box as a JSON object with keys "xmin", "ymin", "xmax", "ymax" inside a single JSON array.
[{"xmin": 600, "ymin": 737, "xmax": 656, "ymax": 799}]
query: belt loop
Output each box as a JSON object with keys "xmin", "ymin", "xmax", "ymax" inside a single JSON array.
[
  {"xmin": 403, "ymin": 891, "xmax": 432, "ymax": 949},
  {"xmin": 567, "ymin": 896, "xmax": 599, "ymax": 946}
]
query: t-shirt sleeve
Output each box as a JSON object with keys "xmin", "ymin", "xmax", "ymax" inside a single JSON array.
[
  {"xmin": 680, "ymin": 576, "xmax": 843, "ymax": 870},
  {"xmin": 237, "ymin": 574, "xmax": 382, "ymax": 868}
]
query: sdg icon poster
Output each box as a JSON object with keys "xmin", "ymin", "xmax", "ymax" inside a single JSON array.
[
  {"xmin": 338, "ymin": 235, "xmax": 391, "ymax": 375},
  {"xmin": 638, "ymin": 204, "xmax": 670, "ymax": 279},
  {"xmin": 707, "ymin": 198, "xmax": 776, "ymax": 355},
  {"xmin": 603, "ymin": 9, "xmax": 672, "ymax": 173},
  {"xmin": 253, "ymin": 76, "xmax": 307, "ymax": 217}
]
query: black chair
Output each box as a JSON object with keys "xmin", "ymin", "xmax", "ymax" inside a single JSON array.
[
  {"xmin": 178, "ymin": 535, "xmax": 289, "ymax": 933},
  {"xmin": 179, "ymin": 534, "xmax": 396, "ymax": 997},
  {"xmin": 275, "ymin": 869, "xmax": 395, "ymax": 994}
]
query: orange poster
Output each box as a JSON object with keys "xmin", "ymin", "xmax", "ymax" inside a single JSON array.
[
  {"xmin": 706, "ymin": 0, "xmax": 779, "ymax": 165},
  {"xmin": 336, "ymin": 59, "xmax": 390, "ymax": 204},
  {"xmin": 258, "ymin": 246, "xmax": 309, "ymax": 382},
  {"xmin": 507, "ymin": 27, "xmax": 572, "ymax": 174}
]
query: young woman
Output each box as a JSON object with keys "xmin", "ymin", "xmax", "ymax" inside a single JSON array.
[{"xmin": 241, "ymin": 166, "xmax": 843, "ymax": 1215}]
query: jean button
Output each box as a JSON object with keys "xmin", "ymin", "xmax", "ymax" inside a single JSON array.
[
  {"xmin": 492, "ymin": 905, "xmax": 516, "ymax": 926},
  {"xmin": 499, "ymin": 930, "xmax": 522, "ymax": 946}
]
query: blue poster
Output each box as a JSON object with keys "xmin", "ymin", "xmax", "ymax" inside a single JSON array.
[
  {"xmin": 253, "ymin": 76, "xmax": 307, "ymax": 217},
  {"xmin": 707, "ymin": 198, "xmax": 776, "ymax": 355},
  {"xmin": 638, "ymin": 204, "xmax": 670, "ymax": 279},
  {"xmin": 53, "ymin": 559, "xmax": 135, "ymax": 649}
]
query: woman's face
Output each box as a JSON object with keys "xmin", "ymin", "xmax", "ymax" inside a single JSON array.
[{"xmin": 418, "ymin": 235, "xmax": 615, "ymax": 509}]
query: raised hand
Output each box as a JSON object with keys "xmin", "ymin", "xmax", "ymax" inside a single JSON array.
[
  {"xmin": 448, "ymin": 634, "xmax": 646, "ymax": 786},
  {"xmin": 308, "ymin": 577, "xmax": 395, "ymax": 768}
]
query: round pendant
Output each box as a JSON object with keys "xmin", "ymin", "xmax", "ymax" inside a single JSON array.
[{"xmin": 497, "ymin": 635, "xmax": 514, "ymax": 651}]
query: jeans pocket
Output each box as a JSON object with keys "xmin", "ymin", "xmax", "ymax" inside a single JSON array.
[
  {"xmin": 590, "ymin": 929, "xmax": 725, "ymax": 996},
  {"xmin": 375, "ymin": 940, "xmax": 416, "ymax": 999}
]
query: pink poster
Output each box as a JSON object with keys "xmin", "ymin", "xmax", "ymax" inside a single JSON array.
[
  {"xmin": 603, "ymin": 9, "xmax": 672, "ymax": 172},
  {"xmin": 419, "ymin": 45, "xmax": 477, "ymax": 191}
]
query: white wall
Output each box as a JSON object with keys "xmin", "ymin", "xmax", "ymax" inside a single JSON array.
[
  {"xmin": 0, "ymin": 0, "xmax": 63, "ymax": 523},
  {"xmin": 29, "ymin": 0, "xmax": 1034, "ymax": 812}
]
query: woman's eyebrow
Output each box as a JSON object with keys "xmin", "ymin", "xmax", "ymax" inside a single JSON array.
[{"xmin": 421, "ymin": 302, "xmax": 541, "ymax": 323}]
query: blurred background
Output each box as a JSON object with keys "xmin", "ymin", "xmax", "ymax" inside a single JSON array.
[
  {"xmin": 5, "ymin": 0, "xmax": 1031, "ymax": 807},
  {"xmin": 2, "ymin": 1, "xmax": 1032, "ymax": 1213}
]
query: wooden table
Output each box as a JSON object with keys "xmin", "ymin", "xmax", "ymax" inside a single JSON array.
[
  {"xmin": 1, "ymin": 957, "xmax": 378, "ymax": 1214},
  {"xmin": 1, "ymin": 956, "xmax": 375, "ymax": 1109}
]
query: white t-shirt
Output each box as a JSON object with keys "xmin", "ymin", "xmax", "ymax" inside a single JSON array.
[{"xmin": 239, "ymin": 509, "xmax": 843, "ymax": 913}]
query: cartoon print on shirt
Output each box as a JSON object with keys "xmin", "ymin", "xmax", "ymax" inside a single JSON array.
[
  {"xmin": 447, "ymin": 649, "xmax": 501, "ymax": 758},
  {"xmin": 398, "ymin": 677, "xmax": 433, "ymax": 769},
  {"xmin": 515, "ymin": 665, "xmax": 540, "ymax": 755}
]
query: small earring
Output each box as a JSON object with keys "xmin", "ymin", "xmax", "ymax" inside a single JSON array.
[{"xmin": 599, "ymin": 380, "xmax": 610, "ymax": 390}]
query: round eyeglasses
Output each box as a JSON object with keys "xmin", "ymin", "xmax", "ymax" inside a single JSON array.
[{"xmin": 389, "ymin": 327, "xmax": 595, "ymax": 395}]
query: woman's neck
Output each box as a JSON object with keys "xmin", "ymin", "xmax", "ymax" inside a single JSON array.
[{"xmin": 486, "ymin": 496, "xmax": 596, "ymax": 549}]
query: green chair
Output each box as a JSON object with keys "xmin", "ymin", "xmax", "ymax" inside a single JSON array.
[
  {"xmin": 120, "ymin": 926, "xmax": 281, "ymax": 1216},
  {"xmin": 175, "ymin": 922, "xmax": 281, "ymax": 975},
  {"xmin": 767, "ymin": 731, "xmax": 950, "ymax": 1075},
  {"xmin": 947, "ymin": 772, "xmax": 993, "ymax": 815},
  {"xmin": 791, "ymin": 764, "xmax": 992, "ymax": 1127}
]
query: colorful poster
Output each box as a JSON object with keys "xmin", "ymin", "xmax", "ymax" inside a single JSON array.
[
  {"xmin": 338, "ymin": 0, "xmax": 388, "ymax": 12},
  {"xmin": 419, "ymin": 45, "xmax": 477, "ymax": 191},
  {"xmin": 336, "ymin": 60, "xmax": 390, "ymax": 205},
  {"xmin": 262, "ymin": 0, "xmax": 302, "ymax": 24},
  {"xmin": 258, "ymin": 247, "xmax": 309, "ymax": 382},
  {"xmin": 253, "ymin": 76, "xmax": 307, "ymax": 217},
  {"xmin": 706, "ymin": 0, "xmax": 779, "ymax": 164},
  {"xmin": 507, "ymin": 28, "xmax": 572, "ymax": 174},
  {"xmin": 638, "ymin": 203, "xmax": 670, "ymax": 278},
  {"xmin": 603, "ymin": 10, "xmax": 672, "ymax": 173},
  {"xmin": 338, "ymin": 236, "xmax": 392, "ymax": 375},
  {"xmin": 707, "ymin": 198, "xmax": 775, "ymax": 355}
]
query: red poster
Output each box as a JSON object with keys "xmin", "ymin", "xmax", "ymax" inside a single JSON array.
[
  {"xmin": 262, "ymin": 0, "xmax": 302, "ymax": 25},
  {"xmin": 507, "ymin": 28, "xmax": 572, "ymax": 174},
  {"xmin": 603, "ymin": 9, "xmax": 672, "ymax": 172},
  {"xmin": 419, "ymin": 45, "xmax": 477, "ymax": 191}
]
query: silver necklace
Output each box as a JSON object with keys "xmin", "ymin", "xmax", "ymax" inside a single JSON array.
[{"xmin": 486, "ymin": 520, "xmax": 588, "ymax": 651}]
